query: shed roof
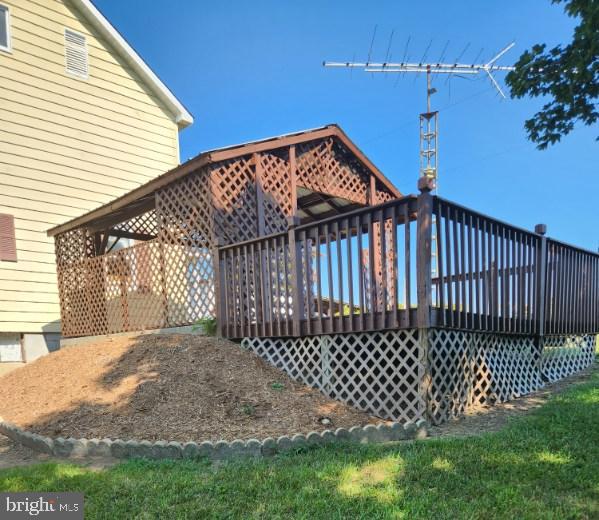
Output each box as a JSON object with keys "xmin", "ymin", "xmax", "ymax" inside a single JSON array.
[{"xmin": 47, "ymin": 124, "xmax": 401, "ymax": 237}]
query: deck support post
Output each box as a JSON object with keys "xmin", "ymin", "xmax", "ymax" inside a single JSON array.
[
  {"xmin": 288, "ymin": 216, "xmax": 304, "ymax": 337},
  {"xmin": 254, "ymin": 153, "xmax": 266, "ymax": 237},
  {"xmin": 289, "ymin": 145, "xmax": 298, "ymax": 217},
  {"xmin": 212, "ymin": 238, "xmax": 226, "ymax": 338},
  {"xmin": 416, "ymin": 177, "xmax": 434, "ymax": 420},
  {"xmin": 534, "ymin": 223, "xmax": 548, "ymax": 368}
]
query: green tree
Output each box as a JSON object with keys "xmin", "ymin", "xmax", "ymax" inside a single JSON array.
[{"xmin": 506, "ymin": 0, "xmax": 598, "ymax": 149}]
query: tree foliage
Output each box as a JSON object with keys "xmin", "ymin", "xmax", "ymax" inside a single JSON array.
[{"xmin": 506, "ymin": 0, "xmax": 598, "ymax": 149}]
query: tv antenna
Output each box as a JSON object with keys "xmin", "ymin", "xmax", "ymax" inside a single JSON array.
[{"xmin": 324, "ymin": 40, "xmax": 516, "ymax": 189}]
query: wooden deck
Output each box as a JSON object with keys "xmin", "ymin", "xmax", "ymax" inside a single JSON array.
[{"xmin": 217, "ymin": 189, "xmax": 599, "ymax": 340}]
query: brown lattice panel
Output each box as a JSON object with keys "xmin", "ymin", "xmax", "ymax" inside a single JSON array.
[
  {"xmin": 156, "ymin": 169, "xmax": 215, "ymax": 326},
  {"xmin": 57, "ymin": 240, "xmax": 168, "ymax": 337},
  {"xmin": 375, "ymin": 184, "xmax": 396, "ymax": 204},
  {"xmin": 541, "ymin": 334, "xmax": 595, "ymax": 382},
  {"xmin": 112, "ymin": 210, "xmax": 158, "ymax": 237},
  {"xmin": 259, "ymin": 151, "xmax": 292, "ymax": 234},
  {"xmin": 242, "ymin": 329, "xmax": 426, "ymax": 423},
  {"xmin": 210, "ymin": 157, "xmax": 259, "ymax": 244},
  {"xmin": 296, "ymin": 138, "xmax": 370, "ymax": 205}
]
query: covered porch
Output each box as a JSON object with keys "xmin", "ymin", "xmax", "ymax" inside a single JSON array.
[{"xmin": 47, "ymin": 125, "xmax": 400, "ymax": 338}]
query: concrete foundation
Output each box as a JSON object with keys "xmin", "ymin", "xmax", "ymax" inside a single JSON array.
[
  {"xmin": 23, "ymin": 333, "xmax": 61, "ymax": 362},
  {"xmin": 60, "ymin": 324, "xmax": 207, "ymax": 349}
]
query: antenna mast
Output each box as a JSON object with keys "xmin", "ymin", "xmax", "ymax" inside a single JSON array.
[
  {"xmin": 324, "ymin": 41, "xmax": 516, "ymax": 190},
  {"xmin": 420, "ymin": 67, "xmax": 438, "ymax": 188}
]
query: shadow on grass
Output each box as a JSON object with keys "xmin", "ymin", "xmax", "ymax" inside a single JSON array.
[{"xmin": 1, "ymin": 368, "xmax": 597, "ymax": 519}]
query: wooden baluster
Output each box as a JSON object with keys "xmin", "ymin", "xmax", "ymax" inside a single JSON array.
[{"xmin": 346, "ymin": 216, "xmax": 354, "ymax": 332}]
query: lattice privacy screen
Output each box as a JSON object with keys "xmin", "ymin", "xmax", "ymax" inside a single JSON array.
[
  {"xmin": 242, "ymin": 330, "xmax": 426, "ymax": 423},
  {"xmin": 56, "ymin": 240, "xmax": 168, "ymax": 337},
  {"xmin": 541, "ymin": 335, "xmax": 596, "ymax": 383}
]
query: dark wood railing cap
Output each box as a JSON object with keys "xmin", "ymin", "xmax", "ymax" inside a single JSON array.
[
  {"xmin": 418, "ymin": 176, "xmax": 436, "ymax": 193},
  {"xmin": 534, "ymin": 223, "xmax": 547, "ymax": 236}
]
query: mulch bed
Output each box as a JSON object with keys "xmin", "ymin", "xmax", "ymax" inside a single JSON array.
[{"xmin": 0, "ymin": 335, "xmax": 378, "ymax": 442}]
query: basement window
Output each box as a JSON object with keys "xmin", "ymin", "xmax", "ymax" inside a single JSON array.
[
  {"xmin": 0, "ymin": 4, "xmax": 11, "ymax": 53},
  {"xmin": 64, "ymin": 28, "xmax": 88, "ymax": 78}
]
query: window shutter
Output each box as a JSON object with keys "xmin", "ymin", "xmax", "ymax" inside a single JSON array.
[
  {"xmin": 0, "ymin": 213, "xmax": 17, "ymax": 262},
  {"xmin": 65, "ymin": 28, "xmax": 88, "ymax": 78}
]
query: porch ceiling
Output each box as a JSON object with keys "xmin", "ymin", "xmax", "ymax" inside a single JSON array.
[{"xmin": 296, "ymin": 186, "xmax": 364, "ymax": 223}]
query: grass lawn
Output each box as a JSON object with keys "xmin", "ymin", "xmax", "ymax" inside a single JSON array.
[{"xmin": 1, "ymin": 368, "xmax": 597, "ymax": 519}]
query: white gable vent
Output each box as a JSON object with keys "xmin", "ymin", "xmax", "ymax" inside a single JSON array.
[{"xmin": 64, "ymin": 28, "xmax": 88, "ymax": 78}]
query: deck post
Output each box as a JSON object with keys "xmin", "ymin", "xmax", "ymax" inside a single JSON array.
[
  {"xmin": 534, "ymin": 224, "xmax": 548, "ymax": 364},
  {"xmin": 416, "ymin": 177, "xmax": 434, "ymax": 421},
  {"xmin": 212, "ymin": 238, "xmax": 226, "ymax": 338},
  {"xmin": 254, "ymin": 152, "xmax": 266, "ymax": 236},
  {"xmin": 289, "ymin": 145, "xmax": 298, "ymax": 217},
  {"xmin": 288, "ymin": 216, "xmax": 304, "ymax": 337}
]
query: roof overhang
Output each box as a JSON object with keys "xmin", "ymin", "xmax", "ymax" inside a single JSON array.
[
  {"xmin": 47, "ymin": 124, "xmax": 401, "ymax": 237},
  {"xmin": 70, "ymin": 0, "xmax": 193, "ymax": 128}
]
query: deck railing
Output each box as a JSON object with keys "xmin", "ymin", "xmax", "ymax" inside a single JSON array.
[
  {"xmin": 544, "ymin": 238, "xmax": 599, "ymax": 335},
  {"xmin": 217, "ymin": 196, "xmax": 419, "ymax": 338},
  {"xmin": 432, "ymin": 197, "xmax": 542, "ymax": 334},
  {"xmin": 217, "ymin": 187, "xmax": 599, "ymax": 339}
]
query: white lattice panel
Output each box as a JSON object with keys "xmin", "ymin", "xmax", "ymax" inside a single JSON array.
[
  {"xmin": 541, "ymin": 335, "xmax": 596, "ymax": 383},
  {"xmin": 428, "ymin": 329, "xmax": 543, "ymax": 424},
  {"xmin": 242, "ymin": 330, "xmax": 425, "ymax": 423}
]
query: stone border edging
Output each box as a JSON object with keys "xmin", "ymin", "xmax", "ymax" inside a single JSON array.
[{"xmin": 0, "ymin": 418, "xmax": 428, "ymax": 462}]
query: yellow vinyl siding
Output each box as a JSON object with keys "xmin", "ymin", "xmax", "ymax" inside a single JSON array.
[
  {"xmin": 0, "ymin": 290, "xmax": 59, "ymax": 303},
  {"xmin": 1, "ymin": 101, "xmax": 176, "ymax": 159},
  {"xmin": 0, "ymin": 280, "xmax": 58, "ymax": 294},
  {"xmin": 0, "ymin": 174, "xmax": 109, "ymax": 206},
  {"xmin": 1, "ymin": 95, "xmax": 175, "ymax": 155},
  {"xmin": 0, "ymin": 78, "xmax": 178, "ymax": 145},
  {"xmin": 0, "ymin": 159, "xmax": 148, "ymax": 195},
  {"xmin": 0, "ymin": 132, "xmax": 170, "ymax": 180},
  {"xmin": 0, "ymin": 0, "xmax": 183, "ymax": 334},
  {"xmin": 0, "ymin": 57, "xmax": 175, "ymax": 129}
]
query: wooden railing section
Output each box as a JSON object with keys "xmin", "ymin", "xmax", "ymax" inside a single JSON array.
[
  {"xmin": 432, "ymin": 198, "xmax": 542, "ymax": 334},
  {"xmin": 217, "ymin": 190, "xmax": 599, "ymax": 339},
  {"xmin": 217, "ymin": 196, "xmax": 419, "ymax": 338},
  {"xmin": 544, "ymin": 239, "xmax": 599, "ymax": 335}
]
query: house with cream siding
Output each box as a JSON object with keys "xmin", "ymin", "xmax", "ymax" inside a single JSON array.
[{"xmin": 0, "ymin": 0, "xmax": 192, "ymax": 361}]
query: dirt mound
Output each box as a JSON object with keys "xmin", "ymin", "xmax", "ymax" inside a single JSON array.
[{"xmin": 0, "ymin": 335, "xmax": 376, "ymax": 442}]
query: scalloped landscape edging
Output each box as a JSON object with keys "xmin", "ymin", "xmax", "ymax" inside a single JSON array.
[{"xmin": 0, "ymin": 418, "xmax": 428, "ymax": 461}]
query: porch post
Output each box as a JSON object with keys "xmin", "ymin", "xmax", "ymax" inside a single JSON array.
[
  {"xmin": 416, "ymin": 176, "xmax": 434, "ymax": 421},
  {"xmin": 254, "ymin": 152, "xmax": 266, "ymax": 237},
  {"xmin": 212, "ymin": 238, "xmax": 226, "ymax": 338},
  {"xmin": 289, "ymin": 145, "xmax": 298, "ymax": 217}
]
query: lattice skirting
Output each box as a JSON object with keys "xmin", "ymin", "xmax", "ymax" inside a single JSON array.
[
  {"xmin": 242, "ymin": 330, "xmax": 426, "ymax": 423},
  {"xmin": 428, "ymin": 329, "xmax": 543, "ymax": 424},
  {"xmin": 541, "ymin": 335, "xmax": 596, "ymax": 383},
  {"xmin": 243, "ymin": 329, "xmax": 595, "ymax": 427}
]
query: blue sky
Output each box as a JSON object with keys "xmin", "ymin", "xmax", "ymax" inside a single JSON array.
[{"xmin": 96, "ymin": 0, "xmax": 597, "ymax": 251}]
